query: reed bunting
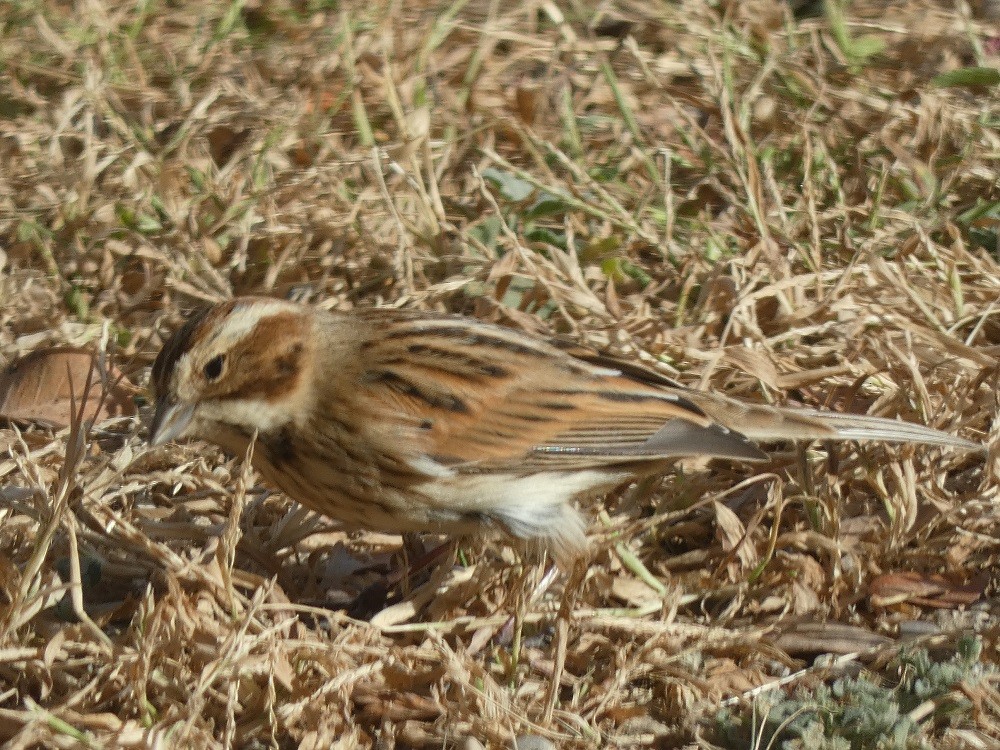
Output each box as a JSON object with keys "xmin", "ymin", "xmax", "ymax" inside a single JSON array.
[{"xmin": 149, "ymin": 297, "xmax": 979, "ymax": 564}]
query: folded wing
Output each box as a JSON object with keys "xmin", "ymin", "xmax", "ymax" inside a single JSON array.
[{"xmin": 345, "ymin": 311, "xmax": 979, "ymax": 479}]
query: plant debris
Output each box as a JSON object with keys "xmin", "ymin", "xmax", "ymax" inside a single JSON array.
[
  {"xmin": 0, "ymin": 0, "xmax": 998, "ymax": 747},
  {"xmin": 0, "ymin": 347, "xmax": 136, "ymax": 428}
]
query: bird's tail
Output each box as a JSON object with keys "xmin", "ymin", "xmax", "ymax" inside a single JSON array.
[{"xmin": 683, "ymin": 392, "xmax": 982, "ymax": 451}]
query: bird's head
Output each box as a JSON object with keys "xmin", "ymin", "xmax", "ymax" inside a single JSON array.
[{"xmin": 149, "ymin": 297, "xmax": 316, "ymax": 447}]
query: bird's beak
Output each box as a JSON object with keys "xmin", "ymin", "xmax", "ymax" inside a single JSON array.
[{"xmin": 149, "ymin": 398, "xmax": 196, "ymax": 446}]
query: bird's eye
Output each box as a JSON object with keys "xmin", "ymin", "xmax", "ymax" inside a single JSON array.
[{"xmin": 203, "ymin": 355, "xmax": 225, "ymax": 381}]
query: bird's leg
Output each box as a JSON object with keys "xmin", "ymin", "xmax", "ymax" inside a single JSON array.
[
  {"xmin": 399, "ymin": 532, "xmax": 429, "ymax": 596},
  {"xmin": 347, "ymin": 535, "xmax": 453, "ymax": 619}
]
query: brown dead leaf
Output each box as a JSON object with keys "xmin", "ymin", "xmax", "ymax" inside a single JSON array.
[
  {"xmin": 705, "ymin": 657, "xmax": 771, "ymax": 696},
  {"xmin": 723, "ymin": 346, "xmax": 780, "ymax": 390},
  {"xmin": 356, "ymin": 690, "xmax": 442, "ymax": 722},
  {"xmin": 610, "ymin": 575, "xmax": 663, "ymax": 606},
  {"xmin": 788, "ymin": 579, "xmax": 821, "ymax": 615},
  {"xmin": 868, "ymin": 571, "xmax": 987, "ymax": 609},
  {"xmin": 713, "ymin": 501, "xmax": 757, "ymax": 569},
  {"xmin": 774, "ymin": 621, "xmax": 894, "ymax": 657},
  {"xmin": 206, "ymin": 125, "xmax": 251, "ymax": 167},
  {"xmin": 0, "ymin": 347, "xmax": 136, "ymax": 429}
]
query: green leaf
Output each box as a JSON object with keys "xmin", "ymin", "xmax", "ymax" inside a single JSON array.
[
  {"xmin": 931, "ymin": 67, "xmax": 1000, "ymax": 88},
  {"xmin": 16, "ymin": 219, "xmax": 52, "ymax": 244},
  {"xmin": 468, "ymin": 215, "xmax": 501, "ymax": 250},
  {"xmin": 825, "ymin": 0, "xmax": 885, "ymax": 66},
  {"xmin": 523, "ymin": 193, "xmax": 568, "ymax": 221},
  {"xmin": 135, "ymin": 213, "xmax": 163, "ymax": 234},
  {"xmin": 588, "ymin": 164, "xmax": 620, "ymax": 183},
  {"xmin": 968, "ymin": 226, "xmax": 998, "ymax": 254},
  {"xmin": 186, "ymin": 166, "xmax": 207, "ymax": 192},
  {"xmin": 580, "ymin": 235, "xmax": 622, "ymax": 264},
  {"xmin": 64, "ymin": 285, "xmax": 90, "ymax": 320},
  {"xmin": 524, "ymin": 225, "xmax": 565, "ymax": 249},
  {"xmin": 499, "ymin": 276, "xmax": 535, "ymax": 309},
  {"xmin": 600, "ymin": 257, "xmax": 626, "ymax": 281},
  {"xmin": 849, "ymin": 35, "xmax": 885, "ymax": 60},
  {"xmin": 956, "ymin": 199, "xmax": 1000, "ymax": 224},
  {"xmin": 619, "ymin": 260, "xmax": 652, "ymax": 287},
  {"xmin": 215, "ymin": 0, "xmax": 246, "ymax": 41},
  {"xmin": 482, "ymin": 167, "xmax": 534, "ymax": 202}
]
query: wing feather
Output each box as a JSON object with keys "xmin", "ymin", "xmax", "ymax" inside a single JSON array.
[
  {"xmin": 346, "ymin": 311, "xmax": 764, "ymax": 471},
  {"xmin": 335, "ymin": 309, "xmax": 978, "ymax": 481}
]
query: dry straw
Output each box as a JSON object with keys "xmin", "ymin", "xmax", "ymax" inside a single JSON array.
[{"xmin": 0, "ymin": 0, "xmax": 998, "ymax": 746}]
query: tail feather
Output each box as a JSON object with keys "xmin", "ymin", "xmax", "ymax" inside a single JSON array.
[
  {"xmin": 685, "ymin": 392, "xmax": 981, "ymax": 451},
  {"xmin": 781, "ymin": 407, "xmax": 981, "ymax": 450}
]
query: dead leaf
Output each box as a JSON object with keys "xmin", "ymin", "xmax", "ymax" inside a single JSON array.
[
  {"xmin": 206, "ymin": 125, "xmax": 250, "ymax": 167},
  {"xmin": 356, "ymin": 689, "xmax": 442, "ymax": 722},
  {"xmin": 774, "ymin": 621, "xmax": 894, "ymax": 656},
  {"xmin": 611, "ymin": 576, "xmax": 663, "ymax": 606},
  {"xmin": 705, "ymin": 657, "xmax": 771, "ymax": 695},
  {"xmin": 788, "ymin": 579, "xmax": 821, "ymax": 615},
  {"xmin": 723, "ymin": 346, "xmax": 780, "ymax": 390},
  {"xmin": 0, "ymin": 347, "xmax": 136, "ymax": 428},
  {"xmin": 869, "ymin": 571, "xmax": 986, "ymax": 609},
  {"xmin": 713, "ymin": 501, "xmax": 757, "ymax": 568}
]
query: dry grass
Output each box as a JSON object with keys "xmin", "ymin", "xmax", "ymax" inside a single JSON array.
[{"xmin": 1, "ymin": 0, "xmax": 1000, "ymax": 747}]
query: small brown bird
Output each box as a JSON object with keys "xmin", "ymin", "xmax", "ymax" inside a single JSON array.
[{"xmin": 149, "ymin": 297, "xmax": 979, "ymax": 565}]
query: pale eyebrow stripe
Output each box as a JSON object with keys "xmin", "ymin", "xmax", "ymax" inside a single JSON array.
[{"xmin": 215, "ymin": 300, "xmax": 298, "ymax": 343}]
